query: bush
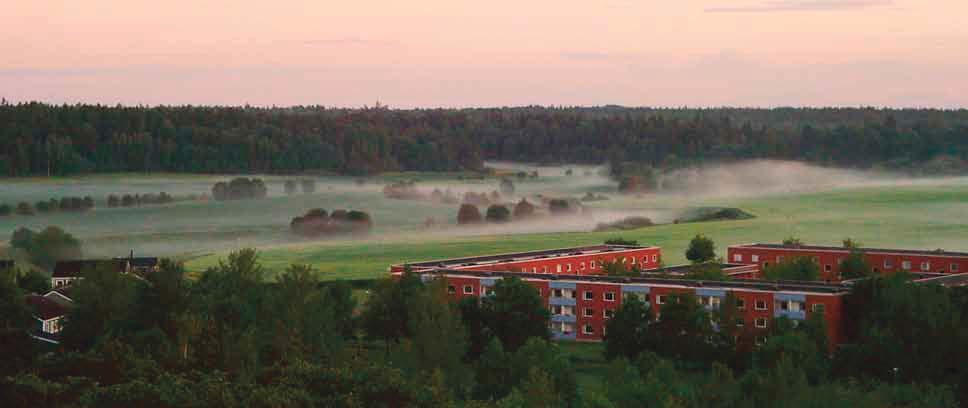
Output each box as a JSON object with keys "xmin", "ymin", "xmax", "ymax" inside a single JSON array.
[
  {"xmin": 499, "ymin": 178, "xmax": 515, "ymax": 195},
  {"xmin": 594, "ymin": 217, "xmax": 654, "ymax": 232},
  {"xmin": 548, "ymin": 199, "xmax": 574, "ymax": 215},
  {"xmin": 301, "ymin": 179, "xmax": 316, "ymax": 194},
  {"xmin": 686, "ymin": 234, "xmax": 716, "ymax": 264},
  {"xmin": 457, "ymin": 204, "xmax": 483, "ymax": 225},
  {"xmin": 107, "ymin": 195, "xmax": 120, "ymax": 207},
  {"xmin": 604, "ymin": 238, "xmax": 639, "ymax": 246},
  {"xmin": 212, "ymin": 178, "xmax": 268, "ymax": 201},
  {"xmin": 485, "ymin": 205, "xmax": 511, "ymax": 223},
  {"xmin": 513, "ymin": 199, "xmax": 535, "ymax": 219},
  {"xmin": 291, "ymin": 208, "xmax": 372, "ymax": 237},
  {"xmin": 15, "ymin": 202, "xmax": 33, "ymax": 216}
]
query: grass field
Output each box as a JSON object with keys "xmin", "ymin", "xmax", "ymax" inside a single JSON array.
[{"xmin": 184, "ymin": 182, "xmax": 968, "ymax": 279}]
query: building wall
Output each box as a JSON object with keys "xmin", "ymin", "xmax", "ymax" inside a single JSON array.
[
  {"xmin": 431, "ymin": 273, "xmax": 846, "ymax": 351},
  {"xmin": 727, "ymin": 246, "xmax": 968, "ymax": 281}
]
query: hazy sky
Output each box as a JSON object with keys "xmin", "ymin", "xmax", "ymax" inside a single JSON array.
[{"xmin": 3, "ymin": 0, "xmax": 966, "ymax": 108}]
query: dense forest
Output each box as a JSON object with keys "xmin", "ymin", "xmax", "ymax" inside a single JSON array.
[
  {"xmin": 2, "ymin": 102, "xmax": 968, "ymax": 177},
  {"xmin": 1, "ymin": 249, "xmax": 965, "ymax": 407}
]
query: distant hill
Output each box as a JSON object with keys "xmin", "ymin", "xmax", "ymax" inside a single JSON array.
[{"xmin": 2, "ymin": 103, "xmax": 967, "ymax": 177}]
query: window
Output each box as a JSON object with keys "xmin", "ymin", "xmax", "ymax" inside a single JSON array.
[
  {"xmin": 604, "ymin": 309, "xmax": 615, "ymax": 319},
  {"xmin": 582, "ymin": 324, "xmax": 595, "ymax": 335},
  {"xmin": 656, "ymin": 295, "xmax": 666, "ymax": 305},
  {"xmin": 590, "ymin": 260, "xmax": 597, "ymax": 269},
  {"xmin": 584, "ymin": 291, "xmax": 594, "ymax": 300},
  {"xmin": 580, "ymin": 262, "xmax": 586, "ymax": 270},
  {"xmin": 604, "ymin": 292, "xmax": 616, "ymax": 302},
  {"xmin": 567, "ymin": 263, "xmax": 573, "ymax": 272},
  {"xmin": 463, "ymin": 285, "xmax": 473, "ymax": 294},
  {"xmin": 812, "ymin": 304, "xmax": 825, "ymax": 315},
  {"xmin": 755, "ymin": 317, "xmax": 767, "ymax": 328},
  {"xmin": 542, "ymin": 266, "xmax": 548, "ymax": 273},
  {"xmin": 553, "ymin": 288, "xmax": 564, "ymax": 298},
  {"xmin": 652, "ymin": 254, "xmax": 658, "ymax": 262},
  {"xmin": 532, "ymin": 267, "xmax": 537, "ymax": 273},
  {"xmin": 884, "ymin": 259, "xmax": 893, "ymax": 268},
  {"xmin": 952, "ymin": 263, "xmax": 960, "ymax": 272},
  {"xmin": 921, "ymin": 262, "xmax": 930, "ymax": 271},
  {"xmin": 631, "ymin": 256, "xmax": 636, "ymax": 265},
  {"xmin": 584, "ymin": 308, "xmax": 595, "ymax": 317},
  {"xmin": 621, "ymin": 257, "xmax": 627, "ymax": 264},
  {"xmin": 556, "ymin": 264, "xmax": 562, "ymax": 273},
  {"xmin": 447, "ymin": 285, "xmax": 456, "ymax": 294},
  {"xmin": 736, "ymin": 318, "xmax": 745, "ymax": 328},
  {"xmin": 733, "ymin": 254, "xmax": 743, "ymax": 262},
  {"xmin": 755, "ymin": 336, "xmax": 766, "ymax": 346},
  {"xmin": 824, "ymin": 264, "xmax": 832, "ymax": 272},
  {"xmin": 901, "ymin": 260, "xmax": 911, "ymax": 270},
  {"xmin": 736, "ymin": 298, "xmax": 746, "ymax": 310},
  {"xmin": 552, "ymin": 305, "xmax": 575, "ymax": 316},
  {"xmin": 485, "ymin": 287, "xmax": 496, "ymax": 296},
  {"xmin": 755, "ymin": 300, "xmax": 767, "ymax": 311},
  {"xmin": 752, "ymin": 254, "xmax": 759, "ymax": 262},
  {"xmin": 553, "ymin": 321, "xmax": 575, "ymax": 335}
]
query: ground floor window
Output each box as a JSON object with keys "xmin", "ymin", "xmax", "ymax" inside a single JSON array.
[{"xmin": 582, "ymin": 324, "xmax": 595, "ymax": 335}]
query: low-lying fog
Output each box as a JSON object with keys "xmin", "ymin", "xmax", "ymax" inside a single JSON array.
[{"xmin": 1, "ymin": 160, "xmax": 965, "ymax": 259}]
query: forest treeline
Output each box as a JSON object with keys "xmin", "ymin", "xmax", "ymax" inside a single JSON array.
[{"xmin": 2, "ymin": 102, "xmax": 968, "ymax": 177}]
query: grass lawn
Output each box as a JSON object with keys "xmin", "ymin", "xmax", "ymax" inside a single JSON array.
[{"xmin": 185, "ymin": 183, "xmax": 968, "ymax": 279}]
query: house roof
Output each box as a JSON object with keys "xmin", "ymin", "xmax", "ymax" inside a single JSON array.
[
  {"xmin": 113, "ymin": 257, "xmax": 158, "ymax": 268},
  {"xmin": 52, "ymin": 260, "xmax": 126, "ymax": 278},
  {"xmin": 25, "ymin": 294, "xmax": 69, "ymax": 320},
  {"xmin": 398, "ymin": 244, "xmax": 656, "ymax": 270},
  {"xmin": 408, "ymin": 266, "xmax": 852, "ymax": 295},
  {"xmin": 44, "ymin": 287, "xmax": 76, "ymax": 303},
  {"xmin": 734, "ymin": 243, "xmax": 968, "ymax": 258}
]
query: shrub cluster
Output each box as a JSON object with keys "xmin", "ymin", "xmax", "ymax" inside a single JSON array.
[
  {"xmin": 290, "ymin": 208, "xmax": 373, "ymax": 236},
  {"xmin": 212, "ymin": 178, "xmax": 268, "ymax": 201}
]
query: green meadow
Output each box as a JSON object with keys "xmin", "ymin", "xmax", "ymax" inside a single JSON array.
[{"xmin": 184, "ymin": 181, "xmax": 968, "ymax": 280}]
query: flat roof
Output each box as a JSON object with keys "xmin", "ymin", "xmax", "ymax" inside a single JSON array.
[
  {"xmin": 732, "ymin": 243, "xmax": 968, "ymax": 258},
  {"xmin": 399, "ymin": 244, "xmax": 656, "ymax": 269},
  {"xmin": 415, "ymin": 267, "xmax": 850, "ymax": 295}
]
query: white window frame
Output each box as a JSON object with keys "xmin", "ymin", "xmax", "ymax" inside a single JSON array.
[
  {"xmin": 584, "ymin": 291, "xmax": 594, "ymax": 300},
  {"xmin": 590, "ymin": 260, "xmax": 597, "ymax": 269},
  {"xmin": 603, "ymin": 309, "xmax": 615, "ymax": 319},
  {"xmin": 603, "ymin": 292, "xmax": 616, "ymax": 302},
  {"xmin": 921, "ymin": 261, "xmax": 930, "ymax": 271},
  {"xmin": 447, "ymin": 285, "xmax": 456, "ymax": 294},
  {"xmin": 812, "ymin": 303, "xmax": 825, "ymax": 315},
  {"xmin": 952, "ymin": 263, "xmax": 959, "ymax": 272},
  {"xmin": 582, "ymin": 324, "xmax": 595, "ymax": 335},
  {"xmin": 567, "ymin": 263, "xmax": 573, "ymax": 272},
  {"xmin": 556, "ymin": 264, "xmax": 562, "ymax": 273},
  {"xmin": 755, "ymin": 299, "xmax": 767, "ymax": 311},
  {"xmin": 751, "ymin": 254, "xmax": 759, "ymax": 262},
  {"xmin": 755, "ymin": 317, "xmax": 767, "ymax": 328},
  {"xmin": 463, "ymin": 285, "xmax": 474, "ymax": 294},
  {"xmin": 733, "ymin": 254, "xmax": 743, "ymax": 262},
  {"xmin": 902, "ymin": 260, "xmax": 911, "ymax": 270},
  {"xmin": 652, "ymin": 254, "xmax": 658, "ymax": 262},
  {"xmin": 656, "ymin": 295, "xmax": 666, "ymax": 305},
  {"xmin": 736, "ymin": 298, "xmax": 746, "ymax": 310},
  {"xmin": 583, "ymin": 307, "xmax": 594, "ymax": 317}
]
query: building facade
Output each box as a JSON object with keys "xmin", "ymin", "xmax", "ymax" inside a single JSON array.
[
  {"xmin": 390, "ymin": 246, "xmax": 848, "ymax": 350},
  {"xmin": 727, "ymin": 243, "xmax": 968, "ymax": 281}
]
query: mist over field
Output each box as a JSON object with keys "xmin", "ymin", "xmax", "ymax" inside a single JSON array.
[{"xmin": 2, "ymin": 160, "xmax": 967, "ymax": 262}]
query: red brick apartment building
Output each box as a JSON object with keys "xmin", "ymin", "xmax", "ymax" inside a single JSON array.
[
  {"xmin": 390, "ymin": 245, "xmax": 847, "ymax": 349},
  {"xmin": 727, "ymin": 243, "xmax": 968, "ymax": 282}
]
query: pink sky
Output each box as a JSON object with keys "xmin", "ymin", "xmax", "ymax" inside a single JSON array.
[{"xmin": 2, "ymin": 0, "xmax": 965, "ymax": 108}]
